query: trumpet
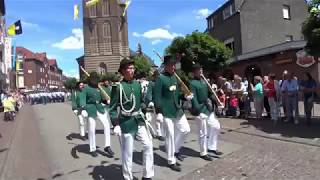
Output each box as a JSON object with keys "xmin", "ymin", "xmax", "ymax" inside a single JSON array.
[
  {"xmin": 80, "ymin": 66, "xmax": 111, "ymax": 101},
  {"xmin": 152, "ymin": 50, "xmax": 192, "ymax": 96},
  {"xmin": 200, "ymin": 74, "xmax": 223, "ymax": 107}
]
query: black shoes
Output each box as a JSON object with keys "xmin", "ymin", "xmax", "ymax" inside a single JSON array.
[
  {"xmin": 208, "ymin": 150, "xmax": 223, "ymax": 156},
  {"xmin": 174, "ymin": 152, "xmax": 185, "ymax": 161},
  {"xmin": 200, "ymin": 154, "xmax": 213, "ymax": 161},
  {"xmin": 141, "ymin": 177, "xmax": 152, "ymax": 180},
  {"xmin": 104, "ymin": 146, "xmax": 115, "ymax": 157},
  {"xmin": 168, "ymin": 163, "xmax": 181, "ymax": 172},
  {"xmin": 90, "ymin": 151, "xmax": 98, "ymax": 157},
  {"xmin": 80, "ymin": 136, "xmax": 87, "ymax": 141},
  {"xmin": 157, "ymin": 136, "xmax": 165, "ymax": 141}
]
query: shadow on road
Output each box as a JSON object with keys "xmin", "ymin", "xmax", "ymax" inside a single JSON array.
[
  {"xmin": 131, "ymin": 151, "xmax": 168, "ymax": 168},
  {"xmin": 89, "ymin": 164, "xmax": 127, "ymax": 180},
  {"xmin": 239, "ymin": 118, "xmax": 320, "ymax": 139},
  {"xmin": 0, "ymin": 148, "xmax": 8, "ymax": 153},
  {"xmin": 71, "ymin": 144, "xmax": 90, "ymax": 158},
  {"xmin": 66, "ymin": 133, "xmax": 87, "ymax": 141}
]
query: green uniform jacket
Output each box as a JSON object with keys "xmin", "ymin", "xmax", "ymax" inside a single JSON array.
[
  {"xmin": 154, "ymin": 72, "xmax": 184, "ymax": 119},
  {"xmin": 189, "ymin": 78, "xmax": 211, "ymax": 116},
  {"xmin": 71, "ymin": 90, "xmax": 85, "ymax": 110},
  {"xmin": 80, "ymin": 86, "xmax": 105, "ymax": 118},
  {"xmin": 109, "ymin": 80, "xmax": 145, "ymax": 135},
  {"xmin": 100, "ymin": 85, "xmax": 111, "ymax": 110},
  {"xmin": 144, "ymin": 81, "xmax": 155, "ymax": 105}
]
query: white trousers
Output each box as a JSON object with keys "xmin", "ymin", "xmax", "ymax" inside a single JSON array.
[
  {"xmin": 87, "ymin": 111, "xmax": 111, "ymax": 152},
  {"xmin": 195, "ymin": 113, "xmax": 221, "ymax": 156},
  {"xmin": 73, "ymin": 110, "xmax": 86, "ymax": 137},
  {"xmin": 146, "ymin": 111, "xmax": 164, "ymax": 137},
  {"xmin": 121, "ymin": 125, "xmax": 154, "ymax": 180},
  {"xmin": 164, "ymin": 114, "xmax": 190, "ymax": 165},
  {"xmin": 268, "ymin": 97, "xmax": 279, "ymax": 121}
]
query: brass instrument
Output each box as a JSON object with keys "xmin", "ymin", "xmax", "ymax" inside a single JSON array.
[
  {"xmin": 200, "ymin": 74, "xmax": 223, "ymax": 107},
  {"xmin": 152, "ymin": 50, "xmax": 192, "ymax": 96},
  {"xmin": 80, "ymin": 66, "xmax": 111, "ymax": 101}
]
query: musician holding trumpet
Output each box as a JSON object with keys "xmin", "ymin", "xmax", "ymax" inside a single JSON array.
[
  {"xmin": 189, "ymin": 63, "xmax": 223, "ymax": 162},
  {"xmin": 154, "ymin": 55, "xmax": 193, "ymax": 172}
]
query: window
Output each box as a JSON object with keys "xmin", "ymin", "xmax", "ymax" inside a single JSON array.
[
  {"xmin": 98, "ymin": 62, "xmax": 107, "ymax": 74},
  {"xmin": 285, "ymin": 35, "xmax": 293, "ymax": 42},
  {"xmin": 89, "ymin": 5, "xmax": 97, "ymax": 17},
  {"xmin": 208, "ymin": 17, "xmax": 214, "ymax": 29},
  {"xmin": 101, "ymin": 22, "xmax": 112, "ymax": 53},
  {"xmin": 223, "ymin": 4, "xmax": 235, "ymax": 20},
  {"xmin": 102, "ymin": 0, "xmax": 110, "ymax": 16},
  {"xmin": 283, "ymin": 5, "xmax": 290, "ymax": 19},
  {"xmin": 224, "ymin": 37, "xmax": 235, "ymax": 51}
]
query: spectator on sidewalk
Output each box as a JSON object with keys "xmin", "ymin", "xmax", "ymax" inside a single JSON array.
[
  {"xmin": 263, "ymin": 76, "xmax": 271, "ymax": 118},
  {"xmin": 300, "ymin": 72, "xmax": 317, "ymax": 125},
  {"xmin": 282, "ymin": 73, "xmax": 299, "ymax": 124},
  {"xmin": 265, "ymin": 74, "xmax": 278, "ymax": 122},
  {"xmin": 250, "ymin": 76, "xmax": 264, "ymax": 119},
  {"xmin": 280, "ymin": 70, "xmax": 289, "ymax": 120}
]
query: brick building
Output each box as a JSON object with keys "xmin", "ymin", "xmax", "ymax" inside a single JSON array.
[
  {"xmin": 80, "ymin": 0, "xmax": 130, "ymax": 74},
  {"xmin": 16, "ymin": 47, "xmax": 64, "ymax": 90},
  {"xmin": 206, "ymin": 0, "xmax": 319, "ymax": 81}
]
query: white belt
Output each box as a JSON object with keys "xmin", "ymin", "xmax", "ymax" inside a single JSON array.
[{"xmin": 121, "ymin": 110, "xmax": 141, "ymax": 117}]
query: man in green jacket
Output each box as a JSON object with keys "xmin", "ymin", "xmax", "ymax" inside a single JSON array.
[
  {"xmin": 109, "ymin": 58, "xmax": 154, "ymax": 180},
  {"xmin": 80, "ymin": 73, "xmax": 114, "ymax": 158},
  {"xmin": 154, "ymin": 55, "xmax": 193, "ymax": 172},
  {"xmin": 189, "ymin": 63, "xmax": 223, "ymax": 161},
  {"xmin": 71, "ymin": 81, "xmax": 86, "ymax": 140},
  {"xmin": 144, "ymin": 70, "xmax": 165, "ymax": 141}
]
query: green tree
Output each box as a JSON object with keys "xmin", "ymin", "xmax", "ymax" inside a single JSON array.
[
  {"xmin": 132, "ymin": 55, "xmax": 152, "ymax": 79},
  {"xmin": 166, "ymin": 31, "xmax": 232, "ymax": 73},
  {"xmin": 64, "ymin": 78, "xmax": 77, "ymax": 90},
  {"xmin": 302, "ymin": 0, "xmax": 320, "ymax": 56},
  {"xmin": 166, "ymin": 32, "xmax": 232, "ymax": 72}
]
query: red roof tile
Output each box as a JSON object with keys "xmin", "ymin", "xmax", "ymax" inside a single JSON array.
[{"xmin": 48, "ymin": 59, "xmax": 57, "ymax": 66}]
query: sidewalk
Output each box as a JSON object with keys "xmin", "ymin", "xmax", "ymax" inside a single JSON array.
[{"xmin": 219, "ymin": 116, "xmax": 320, "ymax": 147}]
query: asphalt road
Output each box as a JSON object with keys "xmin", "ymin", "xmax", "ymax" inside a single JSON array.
[{"xmin": 0, "ymin": 103, "xmax": 240, "ymax": 180}]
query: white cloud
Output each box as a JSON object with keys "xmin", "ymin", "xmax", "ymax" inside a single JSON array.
[
  {"xmin": 64, "ymin": 69, "xmax": 79, "ymax": 78},
  {"xmin": 21, "ymin": 20, "xmax": 40, "ymax": 30},
  {"xmin": 164, "ymin": 24, "xmax": 171, "ymax": 29},
  {"xmin": 47, "ymin": 54, "xmax": 59, "ymax": 59},
  {"xmin": 151, "ymin": 39, "xmax": 163, "ymax": 45},
  {"xmin": 194, "ymin": 8, "xmax": 212, "ymax": 19},
  {"xmin": 52, "ymin": 28, "xmax": 84, "ymax": 50},
  {"xmin": 133, "ymin": 28, "xmax": 183, "ymax": 40}
]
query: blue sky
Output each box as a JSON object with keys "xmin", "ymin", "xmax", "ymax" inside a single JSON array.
[{"xmin": 5, "ymin": 0, "xmax": 227, "ymax": 78}]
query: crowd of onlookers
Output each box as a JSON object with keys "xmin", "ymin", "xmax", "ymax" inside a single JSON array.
[
  {"xmin": 0, "ymin": 90, "xmax": 25, "ymax": 121},
  {"xmin": 209, "ymin": 70, "xmax": 318, "ymax": 125}
]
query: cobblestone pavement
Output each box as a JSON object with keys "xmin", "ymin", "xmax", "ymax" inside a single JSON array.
[{"xmin": 181, "ymin": 121, "xmax": 320, "ymax": 180}]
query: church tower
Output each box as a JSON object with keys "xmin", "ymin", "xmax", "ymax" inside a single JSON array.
[{"xmin": 82, "ymin": 0, "xmax": 129, "ymax": 73}]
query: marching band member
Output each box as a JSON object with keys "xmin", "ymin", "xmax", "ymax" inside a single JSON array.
[
  {"xmin": 79, "ymin": 73, "xmax": 114, "ymax": 158},
  {"xmin": 189, "ymin": 63, "xmax": 223, "ymax": 162},
  {"xmin": 109, "ymin": 58, "xmax": 154, "ymax": 180},
  {"xmin": 154, "ymin": 55, "xmax": 192, "ymax": 172},
  {"xmin": 145, "ymin": 70, "xmax": 165, "ymax": 141},
  {"xmin": 71, "ymin": 81, "xmax": 87, "ymax": 140}
]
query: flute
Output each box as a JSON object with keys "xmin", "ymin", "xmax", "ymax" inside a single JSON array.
[
  {"xmin": 80, "ymin": 66, "xmax": 111, "ymax": 101},
  {"xmin": 200, "ymin": 74, "xmax": 223, "ymax": 107},
  {"xmin": 152, "ymin": 50, "xmax": 192, "ymax": 96}
]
